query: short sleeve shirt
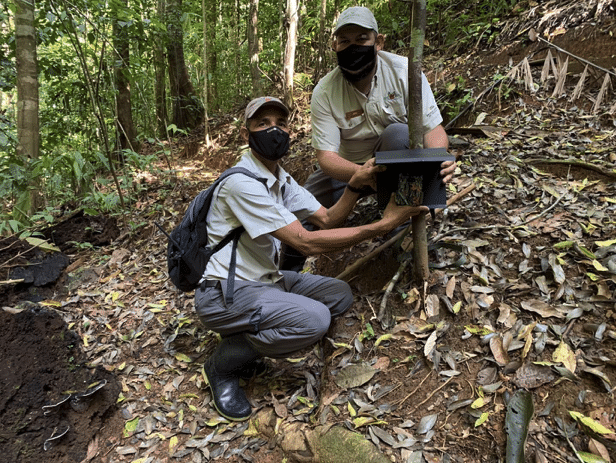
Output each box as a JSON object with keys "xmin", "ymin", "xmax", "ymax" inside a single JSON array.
[
  {"xmin": 203, "ymin": 150, "xmax": 322, "ymax": 284},
  {"xmin": 311, "ymin": 50, "xmax": 443, "ymax": 164}
]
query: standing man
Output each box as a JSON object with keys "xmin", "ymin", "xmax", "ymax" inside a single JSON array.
[
  {"xmin": 281, "ymin": 6, "xmax": 456, "ymax": 271},
  {"xmin": 196, "ymin": 96, "xmax": 426, "ymax": 421}
]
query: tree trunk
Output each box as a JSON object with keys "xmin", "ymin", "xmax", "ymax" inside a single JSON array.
[
  {"xmin": 155, "ymin": 0, "xmax": 169, "ymax": 138},
  {"xmin": 112, "ymin": 5, "xmax": 139, "ymax": 157},
  {"xmin": 313, "ymin": 0, "xmax": 327, "ymax": 82},
  {"xmin": 15, "ymin": 0, "xmax": 40, "ymax": 218},
  {"xmin": 247, "ymin": 0, "xmax": 262, "ymax": 97},
  {"xmin": 207, "ymin": 2, "xmax": 218, "ymax": 111},
  {"xmin": 408, "ymin": 0, "xmax": 429, "ymax": 283},
  {"xmin": 166, "ymin": 0, "xmax": 203, "ymax": 131},
  {"xmin": 282, "ymin": 0, "xmax": 298, "ymax": 109},
  {"xmin": 234, "ymin": 0, "xmax": 241, "ymax": 91},
  {"xmin": 202, "ymin": 0, "xmax": 210, "ymax": 146}
]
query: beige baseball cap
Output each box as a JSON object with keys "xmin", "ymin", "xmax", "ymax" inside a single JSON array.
[
  {"xmin": 244, "ymin": 96, "xmax": 289, "ymax": 122},
  {"xmin": 334, "ymin": 6, "xmax": 379, "ymax": 35}
]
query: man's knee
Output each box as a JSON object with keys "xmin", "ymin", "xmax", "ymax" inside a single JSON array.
[
  {"xmin": 377, "ymin": 123, "xmax": 409, "ymax": 152},
  {"xmin": 302, "ymin": 301, "xmax": 333, "ymax": 338},
  {"xmin": 249, "ymin": 302, "xmax": 332, "ymax": 357},
  {"xmin": 330, "ymin": 280, "xmax": 353, "ymax": 318}
]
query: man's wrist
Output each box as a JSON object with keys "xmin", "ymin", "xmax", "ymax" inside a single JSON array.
[{"xmin": 346, "ymin": 184, "xmax": 363, "ymax": 194}]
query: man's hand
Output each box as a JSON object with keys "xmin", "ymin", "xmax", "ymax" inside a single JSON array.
[
  {"xmin": 348, "ymin": 158, "xmax": 385, "ymax": 191},
  {"xmin": 440, "ymin": 159, "xmax": 457, "ymax": 184},
  {"xmin": 382, "ymin": 194, "xmax": 429, "ymax": 230}
]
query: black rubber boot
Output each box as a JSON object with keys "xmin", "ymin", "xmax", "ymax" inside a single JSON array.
[
  {"xmin": 237, "ymin": 358, "xmax": 269, "ymax": 379},
  {"xmin": 203, "ymin": 334, "xmax": 260, "ymax": 421}
]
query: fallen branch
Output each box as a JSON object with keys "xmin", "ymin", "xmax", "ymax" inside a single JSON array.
[
  {"xmin": 527, "ymin": 158, "xmax": 616, "ymax": 180},
  {"xmin": 335, "ymin": 224, "xmax": 410, "ymax": 282},
  {"xmin": 336, "ymin": 183, "xmax": 476, "ymax": 282},
  {"xmin": 0, "ymin": 245, "xmax": 38, "ymax": 270},
  {"xmin": 377, "ymin": 257, "xmax": 410, "ymax": 329},
  {"xmin": 394, "ymin": 371, "xmax": 431, "ymax": 407}
]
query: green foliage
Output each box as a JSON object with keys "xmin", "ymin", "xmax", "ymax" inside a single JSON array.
[
  {"xmin": 424, "ymin": 0, "xmax": 517, "ymax": 51},
  {"xmin": 436, "ymin": 75, "xmax": 474, "ymax": 122}
]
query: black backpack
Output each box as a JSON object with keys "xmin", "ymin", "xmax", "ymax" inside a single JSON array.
[{"xmin": 155, "ymin": 167, "xmax": 267, "ymax": 304}]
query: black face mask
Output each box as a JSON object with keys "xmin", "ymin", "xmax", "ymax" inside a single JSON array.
[
  {"xmin": 248, "ymin": 126, "xmax": 290, "ymax": 161},
  {"xmin": 336, "ymin": 44, "xmax": 377, "ymax": 82}
]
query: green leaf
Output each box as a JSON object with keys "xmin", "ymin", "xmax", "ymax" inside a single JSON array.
[
  {"xmin": 575, "ymin": 243, "xmax": 596, "ymax": 259},
  {"xmin": 475, "ymin": 412, "xmax": 489, "ymax": 427},
  {"xmin": 364, "ymin": 322, "xmax": 375, "ymax": 338},
  {"xmin": 374, "ymin": 333, "xmax": 393, "ymax": 347},
  {"xmin": 506, "ymin": 390, "xmax": 534, "ymax": 463},
  {"xmin": 592, "ymin": 260, "xmax": 609, "ymax": 272},
  {"xmin": 569, "ymin": 411, "xmax": 615, "ymax": 435},
  {"xmin": 25, "ymin": 237, "xmax": 60, "ymax": 253},
  {"xmin": 471, "ymin": 397, "xmax": 487, "ymax": 409},
  {"xmin": 174, "ymin": 353, "xmax": 192, "ymax": 363},
  {"xmin": 578, "ymin": 451, "xmax": 609, "ymax": 463},
  {"xmin": 464, "ymin": 325, "xmax": 493, "ymax": 336},
  {"xmin": 352, "ymin": 416, "xmax": 386, "ymax": 428},
  {"xmin": 124, "ymin": 417, "xmax": 139, "ymax": 437},
  {"xmin": 553, "ymin": 341, "xmax": 576, "ymax": 373}
]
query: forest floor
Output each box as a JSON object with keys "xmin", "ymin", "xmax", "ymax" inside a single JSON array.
[{"xmin": 1, "ymin": 3, "xmax": 616, "ymax": 463}]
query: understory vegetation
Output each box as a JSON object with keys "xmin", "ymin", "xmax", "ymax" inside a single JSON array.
[{"xmin": 0, "ymin": 0, "xmax": 520, "ymax": 235}]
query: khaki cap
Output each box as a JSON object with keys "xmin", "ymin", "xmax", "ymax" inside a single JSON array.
[
  {"xmin": 244, "ymin": 96, "xmax": 289, "ymax": 122},
  {"xmin": 334, "ymin": 6, "xmax": 378, "ymax": 35}
]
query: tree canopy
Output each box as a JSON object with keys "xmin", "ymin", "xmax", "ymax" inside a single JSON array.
[{"xmin": 0, "ymin": 0, "xmax": 519, "ymax": 234}]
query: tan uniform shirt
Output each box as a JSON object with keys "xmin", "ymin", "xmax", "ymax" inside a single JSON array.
[
  {"xmin": 311, "ymin": 50, "xmax": 443, "ymax": 163},
  {"xmin": 203, "ymin": 151, "xmax": 322, "ymax": 284}
]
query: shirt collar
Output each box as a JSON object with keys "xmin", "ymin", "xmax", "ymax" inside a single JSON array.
[{"xmin": 241, "ymin": 150, "xmax": 291, "ymax": 191}]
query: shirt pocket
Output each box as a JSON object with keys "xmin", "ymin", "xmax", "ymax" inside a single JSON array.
[
  {"xmin": 382, "ymin": 96, "xmax": 406, "ymax": 123},
  {"xmin": 336, "ymin": 112, "xmax": 366, "ymax": 140}
]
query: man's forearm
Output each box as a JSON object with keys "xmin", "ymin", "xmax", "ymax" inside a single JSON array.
[
  {"xmin": 313, "ymin": 187, "xmax": 360, "ymax": 230},
  {"xmin": 317, "ymin": 150, "xmax": 360, "ymax": 183},
  {"xmin": 277, "ymin": 219, "xmax": 393, "ymax": 257}
]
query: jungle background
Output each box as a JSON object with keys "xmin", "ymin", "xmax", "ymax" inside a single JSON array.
[{"xmin": 1, "ymin": 0, "xmax": 616, "ymax": 462}]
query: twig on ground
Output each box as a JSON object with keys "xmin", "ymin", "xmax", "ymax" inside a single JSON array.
[
  {"xmin": 528, "ymin": 158, "xmax": 616, "ymax": 180},
  {"xmin": 377, "ymin": 258, "xmax": 410, "ymax": 329},
  {"xmin": 394, "ymin": 371, "xmax": 432, "ymax": 407},
  {"xmin": 409, "ymin": 376, "xmax": 455, "ymax": 413}
]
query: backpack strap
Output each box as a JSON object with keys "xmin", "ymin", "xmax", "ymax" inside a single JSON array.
[
  {"xmin": 224, "ymin": 227, "xmax": 244, "ymax": 305},
  {"xmin": 209, "ymin": 167, "xmax": 268, "ymax": 305}
]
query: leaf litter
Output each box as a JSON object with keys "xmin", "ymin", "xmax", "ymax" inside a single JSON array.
[{"xmin": 5, "ymin": 7, "xmax": 616, "ymax": 463}]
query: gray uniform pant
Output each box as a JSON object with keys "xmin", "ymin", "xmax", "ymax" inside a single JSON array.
[{"xmin": 194, "ymin": 271, "xmax": 353, "ymax": 358}]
